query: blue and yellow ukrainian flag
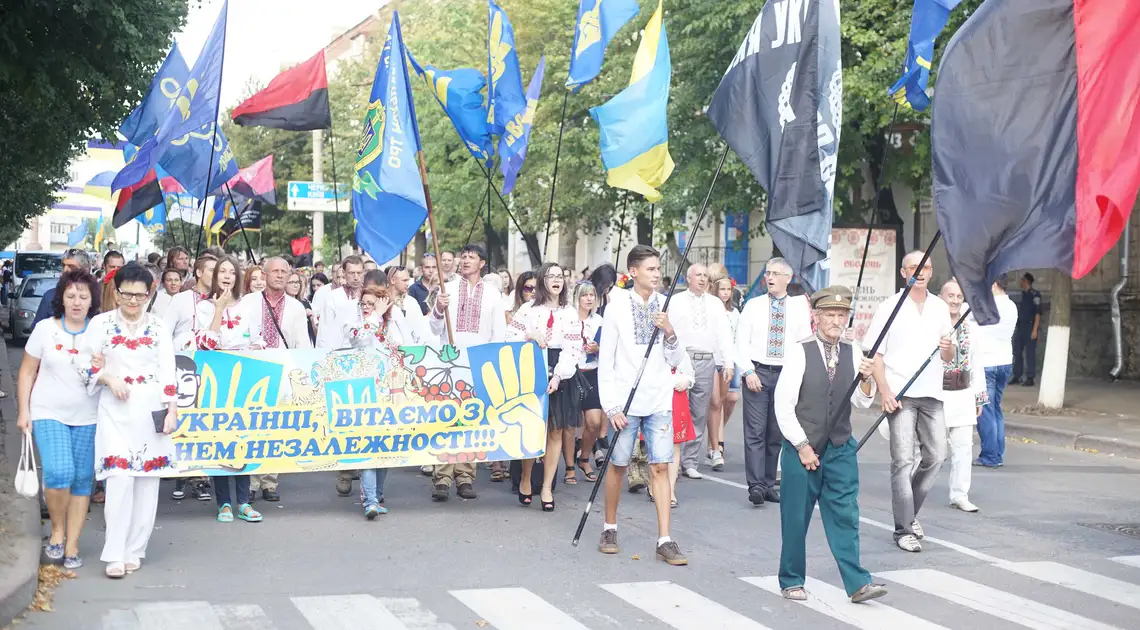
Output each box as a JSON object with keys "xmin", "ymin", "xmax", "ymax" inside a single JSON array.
[
  {"xmin": 888, "ymin": 0, "xmax": 963, "ymax": 111},
  {"xmin": 588, "ymin": 0, "xmax": 673, "ymax": 203}
]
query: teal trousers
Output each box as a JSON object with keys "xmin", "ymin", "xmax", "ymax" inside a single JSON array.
[{"xmin": 778, "ymin": 437, "xmax": 872, "ymax": 596}]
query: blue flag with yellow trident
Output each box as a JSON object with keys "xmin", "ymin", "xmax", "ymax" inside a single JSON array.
[
  {"xmin": 487, "ymin": 0, "xmax": 527, "ymax": 161},
  {"xmin": 120, "ymin": 43, "xmax": 189, "ymax": 145},
  {"xmin": 589, "ymin": 0, "xmax": 673, "ymax": 203},
  {"xmin": 112, "ymin": 0, "xmax": 237, "ymax": 200},
  {"xmin": 889, "ymin": 0, "xmax": 963, "ymax": 111},
  {"xmin": 352, "ymin": 11, "xmax": 428, "ymax": 265},
  {"xmin": 407, "ymin": 52, "xmax": 494, "ymax": 166},
  {"xmin": 566, "ymin": 0, "xmax": 640, "ymax": 92}
]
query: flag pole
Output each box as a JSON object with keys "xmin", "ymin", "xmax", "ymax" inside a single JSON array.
[
  {"xmin": 473, "ymin": 159, "xmax": 541, "ymax": 264},
  {"xmin": 613, "ymin": 194, "xmax": 628, "ymax": 268},
  {"xmin": 464, "ymin": 189, "xmax": 489, "ymax": 247},
  {"xmin": 416, "ymin": 151, "xmax": 455, "ymax": 345},
  {"xmin": 193, "ymin": 5, "xmax": 230, "ymax": 258},
  {"xmin": 327, "ymin": 128, "xmax": 346, "ymax": 258},
  {"xmin": 542, "ymin": 91, "xmax": 570, "ymax": 258},
  {"xmin": 572, "ymin": 145, "xmax": 730, "ymax": 547},
  {"xmin": 224, "ymin": 183, "xmax": 290, "ymax": 349},
  {"xmin": 856, "ymin": 306, "xmax": 970, "ymax": 451}
]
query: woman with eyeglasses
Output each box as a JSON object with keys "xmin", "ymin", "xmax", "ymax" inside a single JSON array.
[
  {"xmin": 193, "ymin": 255, "xmax": 264, "ymax": 524},
  {"xmin": 83, "ymin": 263, "xmax": 179, "ymax": 578},
  {"xmin": 510, "ymin": 271, "xmax": 537, "ymax": 318},
  {"xmin": 342, "ymin": 285, "xmax": 404, "ymax": 519},
  {"xmin": 508, "ymin": 262, "xmax": 581, "ymax": 511},
  {"xmin": 17, "ymin": 270, "xmax": 101, "ymax": 569}
]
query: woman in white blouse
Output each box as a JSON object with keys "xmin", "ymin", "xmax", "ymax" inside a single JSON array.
[
  {"xmin": 507, "ymin": 262, "xmax": 581, "ymax": 512},
  {"xmin": 569, "ymin": 281, "xmax": 603, "ymax": 483},
  {"xmin": 17, "ymin": 270, "xmax": 101, "ymax": 569},
  {"xmin": 84, "ymin": 263, "xmax": 179, "ymax": 579},
  {"xmin": 342, "ymin": 285, "xmax": 404, "ymax": 519},
  {"xmin": 708, "ymin": 274, "xmax": 741, "ymax": 468},
  {"xmin": 193, "ymin": 255, "xmax": 264, "ymax": 523}
]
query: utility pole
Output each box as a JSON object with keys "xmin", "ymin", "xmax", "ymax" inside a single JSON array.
[{"xmin": 312, "ymin": 128, "xmax": 325, "ymax": 264}]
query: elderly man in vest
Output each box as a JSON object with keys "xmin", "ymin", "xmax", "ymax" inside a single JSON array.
[{"xmin": 772, "ymin": 285, "xmax": 887, "ymax": 604}]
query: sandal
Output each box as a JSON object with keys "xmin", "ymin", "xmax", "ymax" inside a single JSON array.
[
  {"xmin": 125, "ymin": 560, "xmax": 141, "ymax": 574},
  {"xmin": 490, "ymin": 469, "xmax": 505, "ymax": 482},
  {"xmin": 217, "ymin": 503, "xmax": 234, "ymax": 523},
  {"xmin": 576, "ymin": 458, "xmax": 598, "ymax": 483},
  {"xmin": 105, "ymin": 562, "xmax": 126, "ymax": 579},
  {"xmin": 517, "ymin": 492, "xmax": 532, "ymax": 506},
  {"xmin": 64, "ymin": 555, "xmax": 83, "ymax": 570},
  {"xmin": 782, "ymin": 586, "xmax": 808, "ymax": 601},
  {"xmin": 563, "ymin": 465, "xmax": 578, "ymax": 485},
  {"xmin": 237, "ymin": 503, "xmax": 263, "ymax": 523},
  {"xmin": 670, "ymin": 498, "xmax": 678, "ymax": 509},
  {"xmin": 540, "ymin": 492, "xmax": 555, "ymax": 512}
]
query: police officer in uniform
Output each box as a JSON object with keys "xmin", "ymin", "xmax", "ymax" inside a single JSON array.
[
  {"xmin": 1012, "ymin": 272, "xmax": 1041, "ymax": 386},
  {"xmin": 772, "ymin": 286, "xmax": 887, "ymax": 603}
]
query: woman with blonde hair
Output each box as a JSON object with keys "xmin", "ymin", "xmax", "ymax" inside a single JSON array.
[{"xmin": 707, "ymin": 273, "xmax": 741, "ymax": 468}]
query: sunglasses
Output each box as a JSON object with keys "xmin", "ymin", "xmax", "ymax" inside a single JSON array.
[{"xmin": 523, "ymin": 285, "xmax": 536, "ymax": 292}]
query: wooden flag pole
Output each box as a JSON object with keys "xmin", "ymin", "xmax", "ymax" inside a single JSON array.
[{"xmin": 416, "ymin": 150, "xmax": 455, "ymax": 345}]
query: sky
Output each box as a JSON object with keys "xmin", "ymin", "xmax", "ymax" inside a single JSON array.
[{"xmin": 176, "ymin": 0, "xmax": 380, "ymax": 107}]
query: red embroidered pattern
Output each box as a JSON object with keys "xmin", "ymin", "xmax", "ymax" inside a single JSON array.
[
  {"xmin": 163, "ymin": 385, "xmax": 177, "ymax": 396},
  {"xmin": 456, "ymin": 279, "xmax": 484, "ymax": 334},
  {"xmin": 102, "ymin": 456, "xmax": 130, "ymax": 471},
  {"xmin": 142, "ymin": 456, "xmax": 171, "ymax": 473},
  {"xmin": 261, "ymin": 293, "xmax": 286, "ymax": 348}
]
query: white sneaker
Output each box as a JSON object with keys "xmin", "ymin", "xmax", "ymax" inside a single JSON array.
[
  {"xmin": 682, "ymin": 468, "xmax": 703, "ymax": 480},
  {"xmin": 710, "ymin": 451, "xmax": 725, "ymax": 471},
  {"xmin": 951, "ymin": 499, "xmax": 979, "ymax": 513},
  {"xmin": 705, "ymin": 449, "xmax": 717, "ymax": 467},
  {"xmin": 896, "ymin": 535, "xmax": 922, "ymax": 552},
  {"xmin": 911, "ymin": 519, "xmax": 925, "ymax": 539}
]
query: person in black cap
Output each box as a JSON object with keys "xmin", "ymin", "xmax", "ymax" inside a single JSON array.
[{"xmin": 772, "ymin": 285, "xmax": 887, "ymax": 604}]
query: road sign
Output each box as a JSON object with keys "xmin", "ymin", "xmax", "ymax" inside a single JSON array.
[{"xmin": 287, "ymin": 181, "xmax": 350, "ymax": 213}]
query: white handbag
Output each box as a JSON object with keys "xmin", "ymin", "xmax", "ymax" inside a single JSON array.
[{"xmin": 15, "ymin": 430, "xmax": 39, "ymax": 499}]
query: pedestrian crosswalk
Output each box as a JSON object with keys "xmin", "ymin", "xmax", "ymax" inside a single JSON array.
[{"xmin": 93, "ymin": 556, "xmax": 1140, "ymax": 630}]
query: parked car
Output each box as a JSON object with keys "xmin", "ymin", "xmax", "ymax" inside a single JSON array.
[{"xmin": 9, "ymin": 273, "xmax": 59, "ymax": 343}]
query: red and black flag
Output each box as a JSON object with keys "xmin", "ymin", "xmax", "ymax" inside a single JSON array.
[
  {"xmin": 225, "ymin": 154, "xmax": 276, "ymax": 205},
  {"xmin": 932, "ymin": 0, "xmax": 1140, "ymax": 324},
  {"xmin": 112, "ymin": 168, "xmax": 163, "ymax": 228},
  {"xmin": 231, "ymin": 50, "xmax": 331, "ymax": 131}
]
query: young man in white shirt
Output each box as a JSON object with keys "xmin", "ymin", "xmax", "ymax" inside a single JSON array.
[
  {"xmin": 388, "ymin": 265, "xmax": 433, "ymax": 345},
  {"xmin": 311, "ymin": 262, "xmax": 343, "ymax": 338},
  {"xmin": 667, "ymin": 263, "xmax": 734, "ymax": 478},
  {"xmin": 597, "ymin": 245, "xmax": 688, "ymax": 566},
  {"xmin": 429, "ymin": 244, "xmax": 506, "ymax": 500},
  {"xmin": 864, "ymin": 251, "xmax": 955, "ymax": 553},
  {"xmin": 735, "ymin": 258, "xmax": 813, "ymax": 506},
  {"xmin": 974, "ymin": 278, "xmax": 1018, "ymax": 468},
  {"xmin": 163, "ymin": 254, "xmax": 217, "ymax": 351},
  {"xmin": 316, "ymin": 256, "xmax": 365, "ymax": 350}
]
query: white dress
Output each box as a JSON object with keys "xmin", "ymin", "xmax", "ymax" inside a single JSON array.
[
  {"xmin": 85, "ymin": 310, "xmax": 178, "ymax": 480},
  {"xmin": 344, "ymin": 309, "xmax": 405, "ymax": 351},
  {"xmin": 194, "ymin": 300, "xmax": 263, "ymax": 350}
]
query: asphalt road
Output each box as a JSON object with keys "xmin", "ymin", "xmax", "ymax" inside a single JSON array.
[{"xmin": 9, "ymin": 341, "xmax": 1140, "ymax": 630}]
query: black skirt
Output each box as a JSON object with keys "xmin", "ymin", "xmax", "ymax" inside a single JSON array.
[
  {"xmin": 580, "ymin": 368, "xmax": 602, "ymax": 411},
  {"xmin": 547, "ymin": 349, "xmax": 583, "ymax": 429}
]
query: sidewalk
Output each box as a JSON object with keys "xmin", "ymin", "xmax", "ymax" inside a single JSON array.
[
  {"xmin": 0, "ymin": 341, "xmax": 40, "ymax": 627},
  {"xmin": 1000, "ymin": 377, "xmax": 1140, "ymax": 459}
]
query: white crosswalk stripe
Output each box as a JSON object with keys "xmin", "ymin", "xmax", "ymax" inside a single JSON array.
[
  {"xmin": 742, "ymin": 576, "xmax": 950, "ymax": 630},
  {"xmin": 600, "ymin": 581, "xmax": 773, "ymax": 630},
  {"xmin": 879, "ymin": 569, "xmax": 1124, "ymax": 630},
  {"xmin": 132, "ymin": 602, "xmax": 225, "ymax": 629},
  {"xmin": 1111, "ymin": 555, "xmax": 1140, "ymax": 569},
  {"xmin": 998, "ymin": 561, "xmax": 1140, "ymax": 611},
  {"xmin": 450, "ymin": 587, "xmax": 591, "ymax": 630},
  {"xmin": 291, "ymin": 594, "xmax": 412, "ymax": 629}
]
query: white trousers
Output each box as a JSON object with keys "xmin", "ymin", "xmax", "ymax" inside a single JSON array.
[
  {"xmin": 101, "ymin": 476, "xmax": 160, "ymax": 564},
  {"xmin": 947, "ymin": 425, "xmax": 973, "ymax": 503}
]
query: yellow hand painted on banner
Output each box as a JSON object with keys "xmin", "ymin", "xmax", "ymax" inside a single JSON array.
[
  {"xmin": 575, "ymin": 0, "xmax": 603, "ymax": 58},
  {"xmin": 480, "ymin": 343, "xmax": 546, "ymax": 459}
]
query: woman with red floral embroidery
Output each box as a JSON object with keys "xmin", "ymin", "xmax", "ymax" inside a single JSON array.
[
  {"xmin": 193, "ymin": 255, "xmax": 264, "ymax": 524},
  {"xmin": 342, "ymin": 285, "xmax": 404, "ymax": 519},
  {"xmin": 83, "ymin": 263, "xmax": 179, "ymax": 579},
  {"xmin": 16, "ymin": 270, "xmax": 101, "ymax": 569}
]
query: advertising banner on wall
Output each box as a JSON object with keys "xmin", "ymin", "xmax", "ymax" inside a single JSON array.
[{"xmin": 830, "ymin": 226, "xmax": 899, "ymax": 344}]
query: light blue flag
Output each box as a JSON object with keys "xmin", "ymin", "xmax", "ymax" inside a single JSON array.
[
  {"xmin": 352, "ymin": 11, "xmax": 428, "ymax": 265},
  {"xmin": 566, "ymin": 0, "xmax": 640, "ymax": 92},
  {"xmin": 487, "ymin": 0, "xmax": 527, "ymax": 160},
  {"xmin": 500, "ymin": 56, "xmax": 545, "ymax": 195},
  {"xmin": 66, "ymin": 221, "xmax": 87, "ymax": 247},
  {"xmin": 120, "ymin": 43, "xmax": 190, "ymax": 145},
  {"xmin": 407, "ymin": 52, "xmax": 494, "ymax": 166},
  {"xmin": 113, "ymin": 1, "xmax": 237, "ymax": 199},
  {"xmin": 889, "ymin": 0, "xmax": 963, "ymax": 111}
]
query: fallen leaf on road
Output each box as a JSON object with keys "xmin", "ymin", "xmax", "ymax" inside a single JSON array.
[
  {"xmin": 476, "ymin": 620, "xmax": 489, "ymax": 627},
  {"xmin": 631, "ymin": 554, "xmax": 640, "ymax": 560},
  {"xmin": 31, "ymin": 565, "xmax": 76, "ymax": 612}
]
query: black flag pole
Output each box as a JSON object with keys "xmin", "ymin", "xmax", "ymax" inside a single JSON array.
[
  {"xmin": 464, "ymin": 189, "xmax": 490, "ymax": 247},
  {"xmin": 856, "ymin": 306, "xmax": 971, "ymax": 451},
  {"xmin": 572, "ymin": 145, "xmax": 730, "ymax": 547},
  {"xmin": 472, "ymin": 159, "xmax": 542, "ymax": 264},
  {"xmin": 542, "ymin": 91, "xmax": 570, "ymax": 258},
  {"xmin": 223, "ymin": 183, "xmax": 290, "ymax": 349},
  {"xmin": 327, "ymin": 129, "xmax": 346, "ymax": 259},
  {"xmin": 613, "ymin": 195, "xmax": 629, "ymax": 268},
  {"xmin": 848, "ymin": 102, "xmax": 901, "ymax": 327}
]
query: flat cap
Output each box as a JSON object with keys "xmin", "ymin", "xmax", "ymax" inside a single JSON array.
[{"xmin": 810, "ymin": 285, "xmax": 854, "ymax": 310}]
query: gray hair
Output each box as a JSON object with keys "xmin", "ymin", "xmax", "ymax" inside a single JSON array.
[
  {"xmin": 264, "ymin": 256, "xmax": 290, "ymax": 272},
  {"xmin": 64, "ymin": 249, "xmax": 91, "ymax": 271},
  {"xmin": 766, "ymin": 257, "xmax": 793, "ymax": 275}
]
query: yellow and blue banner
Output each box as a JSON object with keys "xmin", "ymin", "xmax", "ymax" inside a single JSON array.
[
  {"xmin": 167, "ymin": 342, "xmax": 548, "ymax": 476},
  {"xmin": 500, "ymin": 56, "xmax": 545, "ymax": 195},
  {"xmin": 566, "ymin": 0, "xmax": 640, "ymax": 93},
  {"xmin": 589, "ymin": 0, "xmax": 673, "ymax": 203},
  {"xmin": 487, "ymin": 0, "xmax": 527, "ymax": 161},
  {"xmin": 889, "ymin": 0, "xmax": 963, "ymax": 111},
  {"xmin": 352, "ymin": 11, "xmax": 427, "ymax": 266},
  {"xmin": 407, "ymin": 52, "xmax": 494, "ymax": 166}
]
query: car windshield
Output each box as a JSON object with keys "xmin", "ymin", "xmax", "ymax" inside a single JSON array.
[
  {"xmin": 21, "ymin": 277, "xmax": 56, "ymax": 298},
  {"xmin": 17, "ymin": 254, "xmax": 62, "ymax": 277}
]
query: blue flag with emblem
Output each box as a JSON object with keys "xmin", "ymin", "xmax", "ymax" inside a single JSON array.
[
  {"xmin": 888, "ymin": 0, "xmax": 963, "ymax": 111},
  {"xmin": 566, "ymin": 0, "xmax": 640, "ymax": 92},
  {"xmin": 66, "ymin": 221, "xmax": 87, "ymax": 247},
  {"xmin": 112, "ymin": 0, "xmax": 237, "ymax": 200},
  {"xmin": 352, "ymin": 11, "xmax": 427, "ymax": 265},
  {"xmin": 407, "ymin": 52, "xmax": 494, "ymax": 166},
  {"xmin": 500, "ymin": 56, "xmax": 545, "ymax": 195},
  {"xmin": 120, "ymin": 43, "xmax": 190, "ymax": 145},
  {"xmin": 487, "ymin": 0, "xmax": 527, "ymax": 161}
]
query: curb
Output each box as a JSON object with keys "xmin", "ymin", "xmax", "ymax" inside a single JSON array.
[
  {"xmin": 0, "ymin": 341, "xmax": 41, "ymax": 628},
  {"xmin": 1005, "ymin": 419, "xmax": 1140, "ymax": 460}
]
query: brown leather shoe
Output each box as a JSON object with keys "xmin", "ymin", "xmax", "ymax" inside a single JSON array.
[
  {"xmin": 431, "ymin": 483, "xmax": 449, "ymax": 501},
  {"xmin": 456, "ymin": 483, "xmax": 477, "ymax": 499}
]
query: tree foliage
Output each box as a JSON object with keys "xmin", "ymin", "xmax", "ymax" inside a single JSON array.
[{"xmin": 0, "ymin": 0, "xmax": 190, "ymax": 248}]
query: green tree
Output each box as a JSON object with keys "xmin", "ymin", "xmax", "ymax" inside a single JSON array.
[{"xmin": 0, "ymin": 0, "xmax": 190, "ymax": 248}]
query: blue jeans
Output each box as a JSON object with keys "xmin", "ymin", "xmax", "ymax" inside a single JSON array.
[
  {"xmin": 361, "ymin": 468, "xmax": 389, "ymax": 507},
  {"xmin": 978, "ymin": 365, "xmax": 1011, "ymax": 465},
  {"xmin": 214, "ymin": 475, "xmax": 250, "ymax": 507},
  {"xmin": 610, "ymin": 411, "xmax": 673, "ymax": 466}
]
